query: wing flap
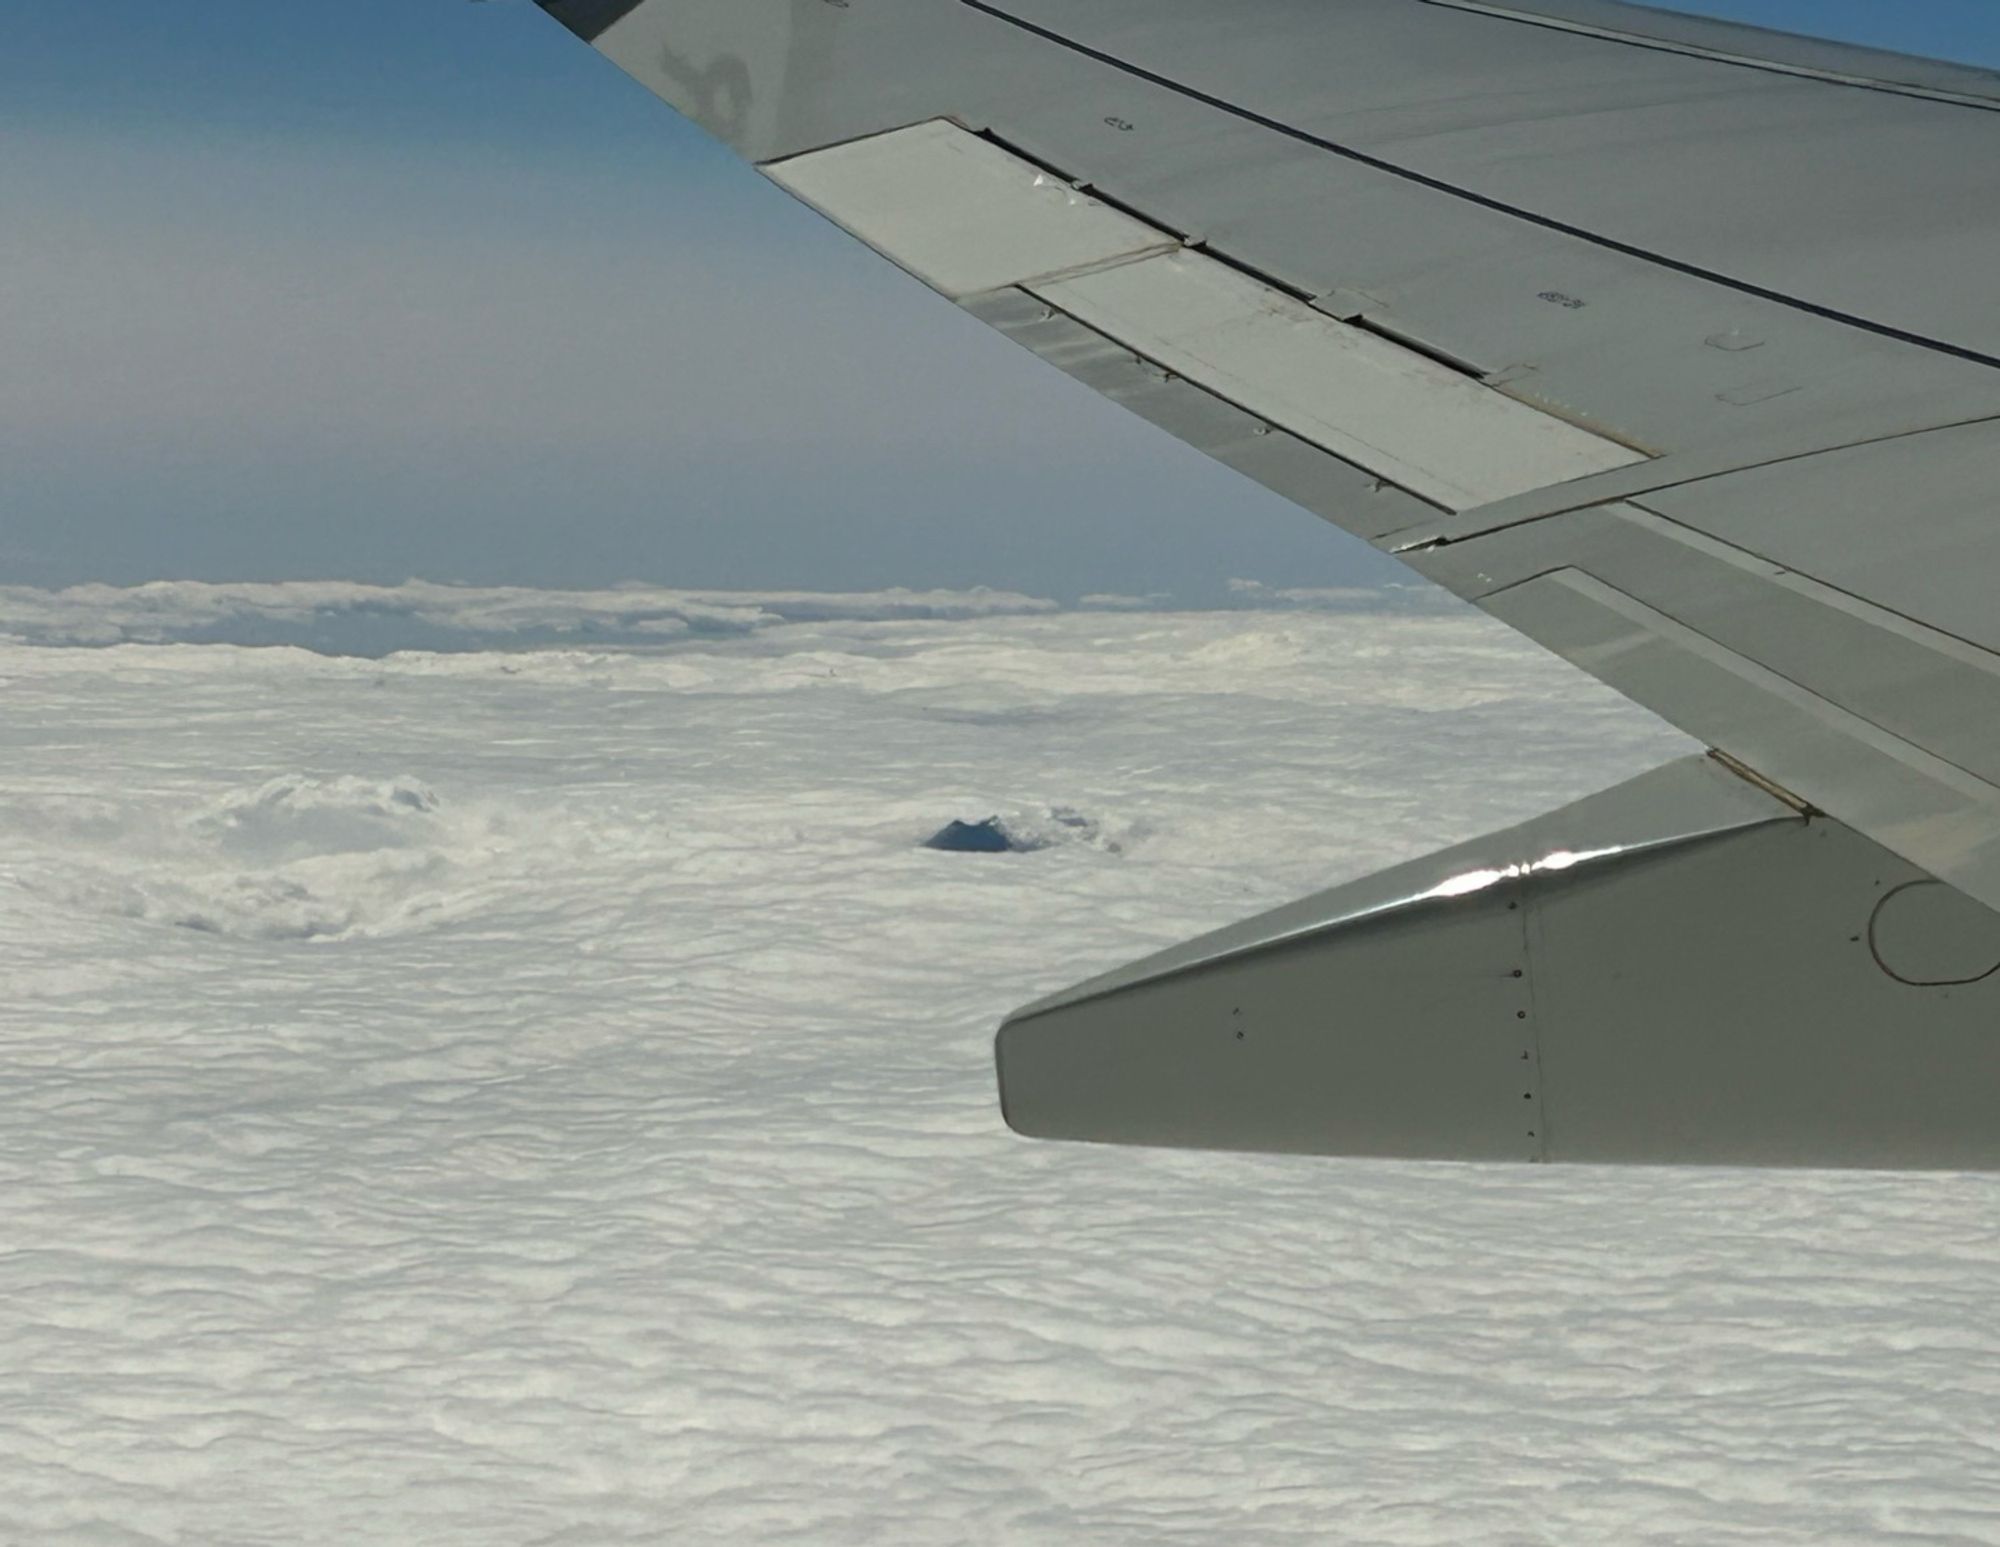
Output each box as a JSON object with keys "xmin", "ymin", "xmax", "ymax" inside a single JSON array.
[
  {"xmin": 1032, "ymin": 246, "xmax": 1645, "ymax": 510},
  {"xmin": 766, "ymin": 121, "xmax": 1178, "ymax": 298},
  {"xmin": 1476, "ymin": 567, "xmax": 2000, "ymax": 913},
  {"xmin": 772, "ymin": 118, "xmax": 1645, "ymax": 510},
  {"xmin": 965, "ymin": 287, "xmax": 1441, "ymax": 540}
]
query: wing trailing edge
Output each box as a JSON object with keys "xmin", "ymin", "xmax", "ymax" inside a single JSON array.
[{"xmin": 998, "ymin": 755, "xmax": 2000, "ymax": 1169}]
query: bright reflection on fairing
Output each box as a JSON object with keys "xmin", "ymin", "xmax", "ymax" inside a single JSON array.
[
  {"xmin": 1154, "ymin": 845, "xmax": 1643, "ymax": 986},
  {"xmin": 1420, "ymin": 845, "xmax": 1629, "ymax": 901}
]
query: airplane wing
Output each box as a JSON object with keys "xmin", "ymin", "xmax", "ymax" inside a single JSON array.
[{"xmin": 536, "ymin": 0, "xmax": 2000, "ymax": 1167}]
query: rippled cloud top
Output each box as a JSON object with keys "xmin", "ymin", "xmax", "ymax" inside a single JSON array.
[{"xmin": 5, "ymin": 592, "xmax": 1996, "ymax": 1544}]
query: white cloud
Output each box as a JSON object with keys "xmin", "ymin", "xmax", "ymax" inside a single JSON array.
[
  {"xmin": 15, "ymin": 607, "xmax": 1986, "ymax": 1543},
  {"xmin": 0, "ymin": 578, "xmax": 1060, "ymax": 650},
  {"xmin": 1226, "ymin": 576, "xmax": 1458, "ymax": 612}
]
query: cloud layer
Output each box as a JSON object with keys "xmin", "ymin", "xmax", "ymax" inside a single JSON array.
[
  {"xmin": 0, "ymin": 579, "xmax": 1060, "ymax": 651},
  {"xmin": 14, "ymin": 606, "xmax": 2000, "ymax": 1543},
  {"xmin": 0, "ymin": 578, "xmax": 1459, "ymax": 653}
]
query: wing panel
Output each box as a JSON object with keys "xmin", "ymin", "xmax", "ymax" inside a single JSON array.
[
  {"xmin": 1400, "ymin": 492, "xmax": 2000, "ymax": 907},
  {"xmin": 766, "ymin": 121, "xmax": 1178, "ymax": 298},
  {"xmin": 1642, "ymin": 420, "xmax": 2000, "ymax": 658},
  {"xmin": 767, "ymin": 118, "xmax": 1646, "ymax": 512},
  {"xmin": 1420, "ymin": 503, "xmax": 2000, "ymax": 776},
  {"xmin": 1529, "ymin": 809, "xmax": 2000, "ymax": 1170},
  {"xmin": 1000, "ymin": 883, "xmax": 1543, "ymax": 1160},
  {"xmin": 1033, "ymin": 248, "xmax": 1644, "ymax": 510},
  {"xmin": 1476, "ymin": 568, "xmax": 2000, "ymax": 910},
  {"xmin": 581, "ymin": 0, "xmax": 2000, "ymax": 471},
  {"xmin": 964, "ymin": 289, "xmax": 1439, "ymax": 540},
  {"xmin": 1427, "ymin": 1, "xmax": 2000, "ymax": 108},
  {"xmin": 986, "ymin": 0, "xmax": 2000, "ymax": 359}
]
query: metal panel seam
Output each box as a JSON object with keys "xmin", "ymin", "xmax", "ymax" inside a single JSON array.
[
  {"xmin": 1432, "ymin": 498, "xmax": 2000, "ymax": 679},
  {"xmin": 763, "ymin": 119, "xmax": 1184, "ymax": 300},
  {"xmin": 1614, "ymin": 503, "xmax": 2000, "ymax": 672},
  {"xmin": 1485, "ymin": 569, "xmax": 2000, "ymax": 803},
  {"xmin": 1389, "ymin": 411, "xmax": 2000, "ymax": 553},
  {"xmin": 1005, "ymin": 820, "xmax": 1781, "ymax": 1024},
  {"xmin": 955, "ymin": 0, "xmax": 2000, "ymax": 373},
  {"xmin": 1419, "ymin": 0, "xmax": 2000, "ymax": 113},
  {"xmin": 1513, "ymin": 882, "xmax": 1549, "ymax": 1162},
  {"xmin": 1018, "ymin": 292, "xmax": 1456, "ymax": 514}
]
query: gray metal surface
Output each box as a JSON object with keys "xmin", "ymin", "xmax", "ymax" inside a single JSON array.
[
  {"xmin": 1423, "ymin": 0, "xmax": 2000, "ymax": 105},
  {"xmin": 987, "ymin": 0, "xmax": 2000, "ymax": 358},
  {"xmin": 1871, "ymin": 880, "xmax": 2000, "ymax": 986},
  {"xmin": 767, "ymin": 121, "xmax": 1177, "ymax": 299},
  {"xmin": 1010, "ymin": 754, "xmax": 1792, "ymax": 1019},
  {"xmin": 1030, "ymin": 244, "xmax": 1642, "ymax": 509},
  {"xmin": 1640, "ymin": 420, "xmax": 2000, "ymax": 658},
  {"xmin": 965, "ymin": 290, "xmax": 1439, "ymax": 542},
  {"xmin": 1000, "ymin": 756, "xmax": 1791, "ymax": 1161},
  {"xmin": 585, "ymin": 0, "xmax": 2000, "ymax": 469},
  {"xmin": 1001, "ymin": 756, "xmax": 2000, "ymax": 1169},
  {"xmin": 1529, "ymin": 813, "xmax": 2000, "ymax": 1168},
  {"xmin": 1004, "ymin": 871, "xmax": 1547, "ymax": 1161},
  {"xmin": 534, "ymin": 0, "xmax": 2000, "ymax": 1162},
  {"xmin": 1405, "ymin": 498, "xmax": 2000, "ymax": 910}
]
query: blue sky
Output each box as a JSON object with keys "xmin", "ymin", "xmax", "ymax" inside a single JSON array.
[{"xmin": 5, "ymin": 1, "xmax": 1996, "ymax": 598}]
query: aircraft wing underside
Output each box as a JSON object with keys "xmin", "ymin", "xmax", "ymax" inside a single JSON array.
[{"xmin": 535, "ymin": 0, "xmax": 2000, "ymax": 1166}]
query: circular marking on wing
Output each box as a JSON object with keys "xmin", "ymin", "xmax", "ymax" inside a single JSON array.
[{"xmin": 1868, "ymin": 881, "xmax": 2000, "ymax": 987}]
